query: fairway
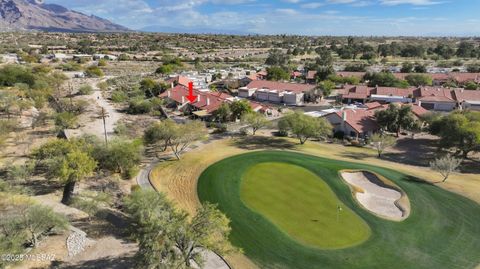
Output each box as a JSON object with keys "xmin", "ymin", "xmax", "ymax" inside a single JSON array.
[
  {"xmin": 197, "ymin": 151, "xmax": 480, "ymax": 269},
  {"xmin": 241, "ymin": 162, "xmax": 370, "ymax": 249}
]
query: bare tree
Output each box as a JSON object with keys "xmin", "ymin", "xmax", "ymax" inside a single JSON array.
[
  {"xmin": 370, "ymin": 134, "xmax": 396, "ymax": 158},
  {"xmin": 430, "ymin": 155, "xmax": 462, "ymax": 183}
]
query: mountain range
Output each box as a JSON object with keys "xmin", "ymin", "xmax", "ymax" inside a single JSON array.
[{"xmin": 0, "ymin": 0, "xmax": 128, "ymax": 32}]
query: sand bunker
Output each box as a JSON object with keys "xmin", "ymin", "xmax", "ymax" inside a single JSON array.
[{"xmin": 341, "ymin": 171, "xmax": 410, "ymax": 221}]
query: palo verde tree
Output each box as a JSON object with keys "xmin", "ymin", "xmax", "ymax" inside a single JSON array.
[
  {"xmin": 278, "ymin": 111, "xmax": 332, "ymax": 144},
  {"xmin": 241, "ymin": 112, "xmax": 270, "ymax": 135},
  {"xmin": 370, "ymin": 133, "xmax": 396, "ymax": 158},
  {"xmin": 32, "ymin": 139, "xmax": 97, "ymax": 204},
  {"xmin": 124, "ymin": 189, "xmax": 234, "ymax": 269},
  {"xmin": 429, "ymin": 155, "xmax": 462, "ymax": 183},
  {"xmin": 144, "ymin": 120, "xmax": 208, "ymax": 160}
]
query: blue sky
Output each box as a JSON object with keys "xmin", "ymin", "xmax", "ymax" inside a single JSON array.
[{"xmin": 45, "ymin": 0, "xmax": 480, "ymax": 35}]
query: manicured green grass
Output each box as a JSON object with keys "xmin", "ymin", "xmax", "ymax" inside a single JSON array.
[
  {"xmin": 197, "ymin": 151, "xmax": 480, "ymax": 269},
  {"xmin": 241, "ymin": 162, "xmax": 370, "ymax": 249}
]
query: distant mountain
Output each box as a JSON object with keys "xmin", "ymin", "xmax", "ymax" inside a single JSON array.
[
  {"xmin": 140, "ymin": 25, "xmax": 253, "ymax": 35},
  {"xmin": 0, "ymin": 0, "xmax": 129, "ymax": 32}
]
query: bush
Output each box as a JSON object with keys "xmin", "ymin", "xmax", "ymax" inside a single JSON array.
[
  {"xmin": 78, "ymin": 85, "xmax": 94, "ymax": 95},
  {"xmin": 85, "ymin": 66, "xmax": 104, "ymax": 77},
  {"xmin": 111, "ymin": 90, "xmax": 128, "ymax": 103},
  {"xmin": 54, "ymin": 112, "xmax": 77, "ymax": 129},
  {"xmin": 127, "ymin": 98, "xmax": 152, "ymax": 114}
]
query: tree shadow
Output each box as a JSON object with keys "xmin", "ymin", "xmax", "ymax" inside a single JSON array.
[
  {"xmin": 232, "ymin": 136, "xmax": 296, "ymax": 150},
  {"xmin": 71, "ymin": 210, "xmax": 133, "ymax": 240},
  {"xmin": 50, "ymin": 255, "xmax": 135, "ymax": 269},
  {"xmin": 339, "ymin": 152, "xmax": 373, "ymax": 160},
  {"xmin": 401, "ymin": 175, "xmax": 435, "ymax": 186},
  {"xmin": 382, "ymin": 137, "xmax": 440, "ymax": 167},
  {"xmin": 19, "ymin": 179, "xmax": 63, "ymax": 196}
]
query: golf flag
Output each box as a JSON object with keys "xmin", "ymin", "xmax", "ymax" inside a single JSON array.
[{"xmin": 337, "ymin": 205, "xmax": 343, "ymax": 211}]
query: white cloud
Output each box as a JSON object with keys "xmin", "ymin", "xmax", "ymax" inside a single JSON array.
[
  {"xmin": 380, "ymin": 0, "xmax": 443, "ymax": 5},
  {"xmin": 301, "ymin": 2, "xmax": 324, "ymax": 8}
]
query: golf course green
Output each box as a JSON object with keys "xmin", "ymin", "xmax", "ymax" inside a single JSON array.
[
  {"xmin": 197, "ymin": 151, "xmax": 480, "ymax": 269},
  {"xmin": 241, "ymin": 162, "xmax": 370, "ymax": 249}
]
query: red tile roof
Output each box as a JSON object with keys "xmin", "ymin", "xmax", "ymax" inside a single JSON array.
[
  {"xmin": 341, "ymin": 85, "xmax": 374, "ymax": 100},
  {"xmin": 160, "ymin": 85, "xmax": 269, "ymax": 114},
  {"xmin": 333, "ymin": 109, "xmax": 379, "ymax": 134},
  {"xmin": 453, "ymin": 89, "xmax": 480, "ymax": 102},
  {"xmin": 245, "ymin": 80, "xmax": 316, "ymax": 94},
  {"xmin": 365, "ymin": 102, "xmax": 383, "ymax": 110},
  {"xmin": 374, "ymin": 87, "xmax": 416, "ymax": 97},
  {"xmin": 418, "ymin": 87, "xmax": 456, "ymax": 102}
]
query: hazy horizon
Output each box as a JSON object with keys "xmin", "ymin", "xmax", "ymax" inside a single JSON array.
[{"xmin": 44, "ymin": 0, "xmax": 480, "ymax": 36}]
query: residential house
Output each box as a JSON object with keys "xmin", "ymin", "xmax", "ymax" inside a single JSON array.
[
  {"xmin": 324, "ymin": 109, "xmax": 379, "ymax": 139},
  {"xmin": 370, "ymin": 87, "xmax": 416, "ymax": 103},
  {"xmin": 243, "ymin": 80, "xmax": 317, "ymax": 106},
  {"xmin": 159, "ymin": 85, "xmax": 274, "ymax": 120},
  {"xmin": 453, "ymin": 89, "xmax": 480, "ymax": 111},
  {"xmin": 417, "ymin": 87, "xmax": 458, "ymax": 111}
]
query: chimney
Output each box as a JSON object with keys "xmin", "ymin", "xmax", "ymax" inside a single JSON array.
[
  {"xmin": 207, "ymin": 97, "xmax": 210, "ymax": 106},
  {"xmin": 182, "ymin": 96, "xmax": 185, "ymax": 104},
  {"xmin": 167, "ymin": 90, "xmax": 171, "ymax": 98},
  {"xmin": 171, "ymin": 82, "xmax": 174, "ymax": 89},
  {"xmin": 198, "ymin": 95, "xmax": 201, "ymax": 102},
  {"xmin": 342, "ymin": 111, "xmax": 347, "ymax": 122}
]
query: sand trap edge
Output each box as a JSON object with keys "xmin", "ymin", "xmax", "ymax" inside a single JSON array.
[{"xmin": 339, "ymin": 170, "xmax": 411, "ymax": 222}]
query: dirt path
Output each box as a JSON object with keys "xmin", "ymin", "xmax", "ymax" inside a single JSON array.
[{"xmin": 78, "ymin": 78, "xmax": 121, "ymax": 139}]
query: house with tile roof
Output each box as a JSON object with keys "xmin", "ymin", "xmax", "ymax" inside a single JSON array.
[
  {"xmin": 243, "ymin": 80, "xmax": 318, "ymax": 106},
  {"xmin": 453, "ymin": 89, "xmax": 480, "ymax": 111},
  {"xmin": 160, "ymin": 85, "xmax": 273, "ymax": 120},
  {"xmin": 417, "ymin": 87, "xmax": 458, "ymax": 111},
  {"xmin": 321, "ymin": 103, "xmax": 428, "ymax": 139}
]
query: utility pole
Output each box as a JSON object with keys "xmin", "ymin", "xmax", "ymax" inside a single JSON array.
[{"xmin": 99, "ymin": 107, "xmax": 109, "ymax": 147}]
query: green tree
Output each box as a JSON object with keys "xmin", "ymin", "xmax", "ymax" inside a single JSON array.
[
  {"xmin": 241, "ymin": 112, "xmax": 270, "ymax": 135},
  {"xmin": 213, "ymin": 103, "xmax": 231, "ymax": 123},
  {"xmin": 144, "ymin": 120, "xmax": 177, "ymax": 153},
  {"xmin": 365, "ymin": 72, "xmax": 409, "ymax": 88},
  {"xmin": 33, "ymin": 139, "xmax": 97, "ymax": 204},
  {"xmin": 93, "ymin": 139, "xmax": 143, "ymax": 179},
  {"xmin": 266, "ymin": 66, "xmax": 290, "ymax": 81},
  {"xmin": 405, "ymin": 74, "xmax": 433, "ymax": 86},
  {"xmin": 370, "ymin": 134, "xmax": 396, "ymax": 158},
  {"xmin": 124, "ymin": 189, "xmax": 234, "ymax": 269},
  {"xmin": 374, "ymin": 104, "xmax": 417, "ymax": 136},
  {"xmin": 429, "ymin": 111, "xmax": 480, "ymax": 158},
  {"xmin": 230, "ymin": 100, "xmax": 253, "ymax": 121},
  {"xmin": 54, "ymin": 112, "xmax": 78, "ymax": 130},
  {"xmin": 19, "ymin": 204, "xmax": 68, "ymax": 247},
  {"xmin": 278, "ymin": 112, "xmax": 332, "ymax": 144},
  {"xmin": 400, "ymin": 62, "xmax": 414, "ymax": 73},
  {"xmin": 265, "ymin": 49, "xmax": 289, "ymax": 66},
  {"xmin": 318, "ymin": 80, "xmax": 336, "ymax": 97}
]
